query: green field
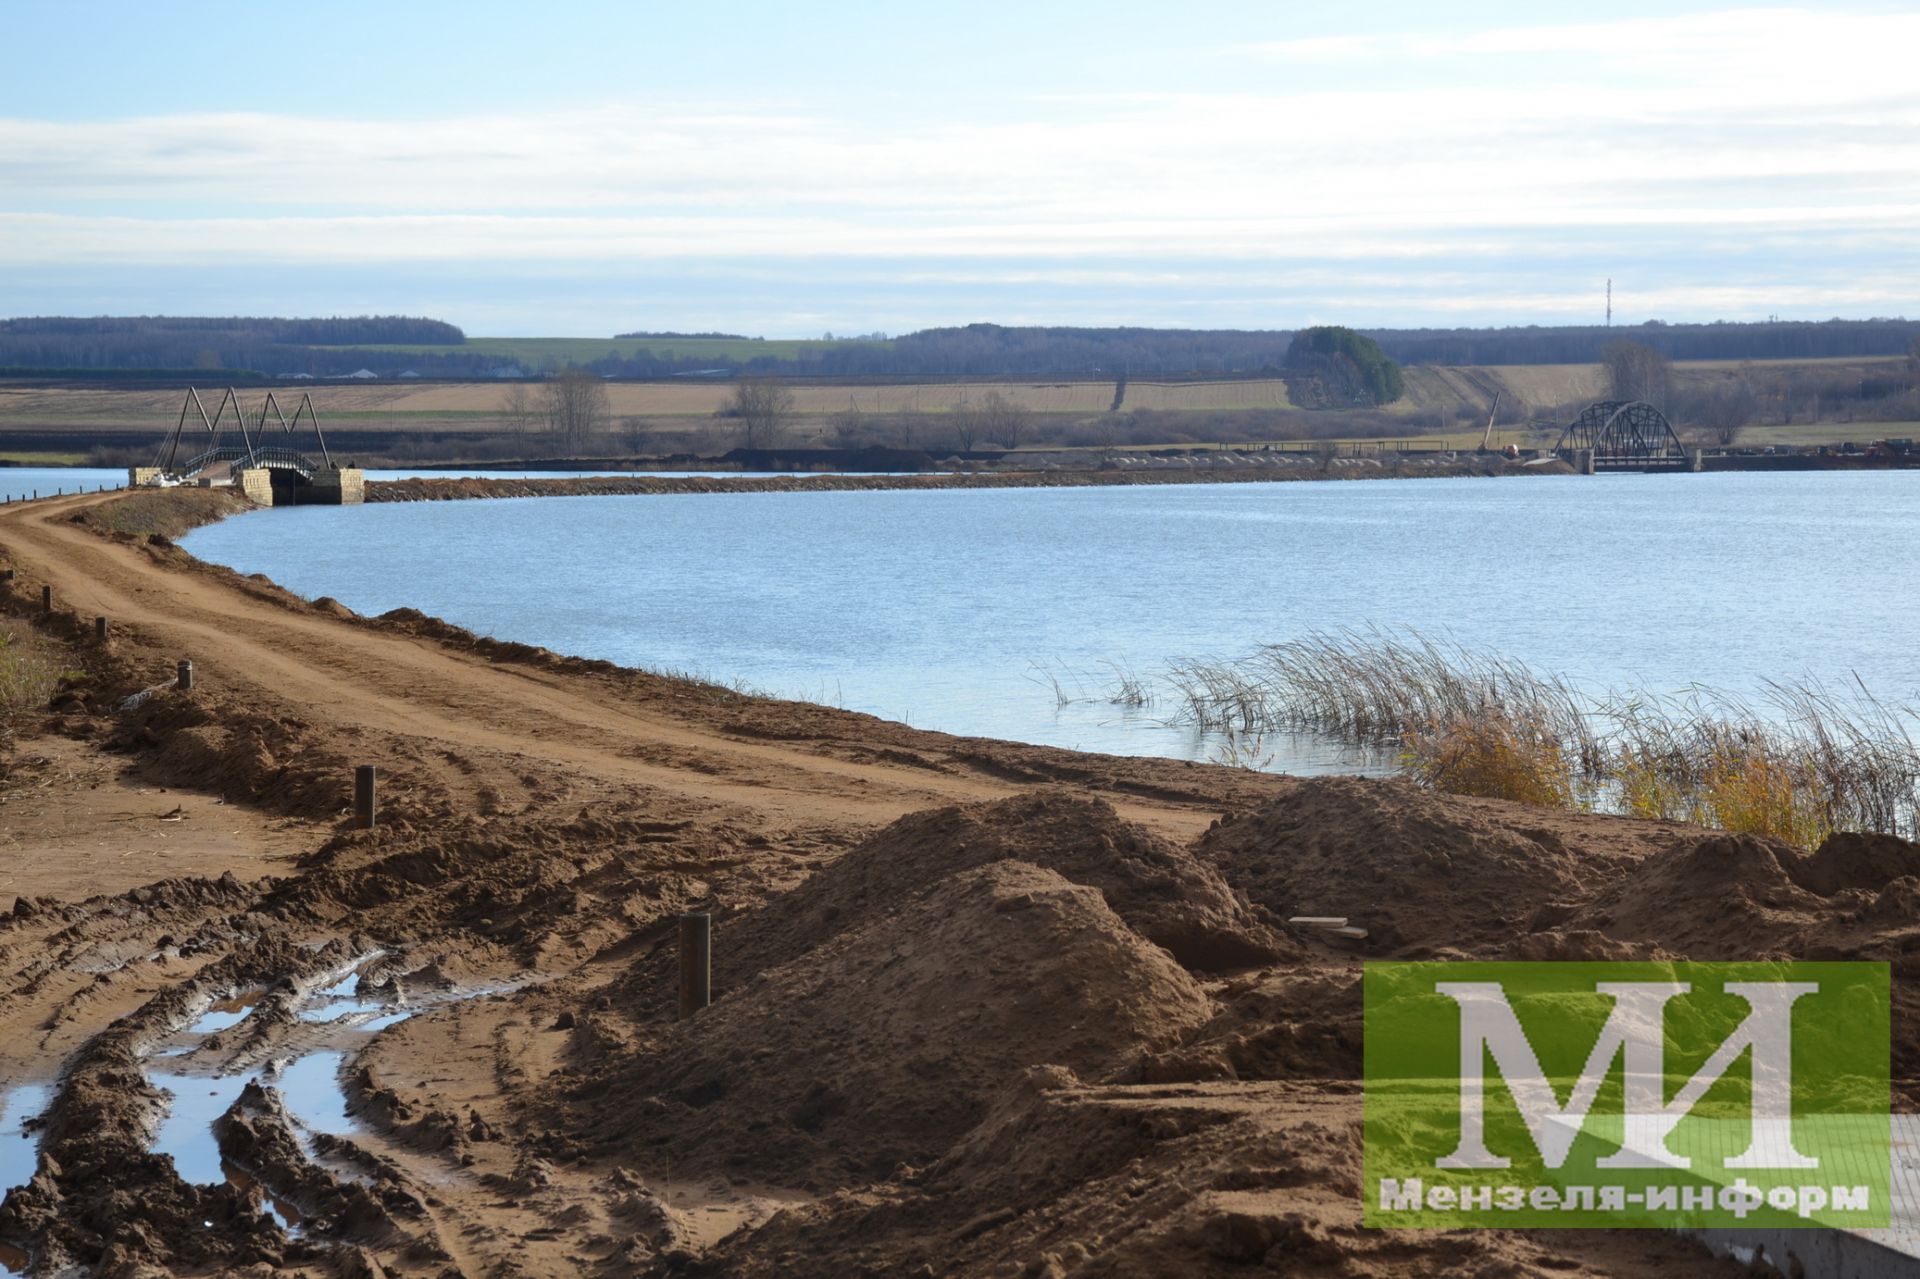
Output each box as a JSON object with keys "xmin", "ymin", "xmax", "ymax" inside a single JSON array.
[{"xmin": 324, "ymin": 335, "xmax": 890, "ymax": 366}]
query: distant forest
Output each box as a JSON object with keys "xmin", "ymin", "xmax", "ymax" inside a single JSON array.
[
  {"xmin": 2, "ymin": 314, "xmax": 1917, "ymax": 380},
  {"xmin": 611, "ymin": 330, "xmax": 749, "ymax": 341},
  {"xmin": 1364, "ymin": 318, "xmax": 1920, "ymax": 365},
  {"xmin": 586, "ymin": 319, "xmax": 1920, "ymax": 378},
  {"xmin": 0, "ymin": 315, "xmax": 464, "ymax": 377}
]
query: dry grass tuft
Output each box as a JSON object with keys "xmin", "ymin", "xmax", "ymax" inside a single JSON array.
[{"xmin": 0, "ymin": 620, "xmax": 62, "ymax": 716}]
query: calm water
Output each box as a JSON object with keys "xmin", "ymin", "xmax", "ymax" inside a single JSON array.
[
  {"xmin": 176, "ymin": 472, "xmax": 1920, "ymax": 767},
  {"xmin": 0, "ymin": 467, "xmax": 124, "ymax": 502}
]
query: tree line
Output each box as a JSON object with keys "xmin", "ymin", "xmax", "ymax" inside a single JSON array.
[
  {"xmin": 0, "ymin": 314, "xmax": 465, "ymax": 375},
  {"xmin": 6, "ymin": 314, "xmax": 1919, "ymax": 381},
  {"xmin": 1367, "ymin": 318, "xmax": 1920, "ymax": 366}
]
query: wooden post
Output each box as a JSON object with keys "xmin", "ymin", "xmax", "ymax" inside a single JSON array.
[
  {"xmin": 41, "ymin": 585, "xmax": 51, "ymax": 613},
  {"xmin": 678, "ymin": 912, "xmax": 711, "ymax": 1019},
  {"xmin": 176, "ymin": 659, "xmax": 193, "ymax": 691},
  {"xmin": 354, "ymin": 764, "xmax": 377, "ymax": 829},
  {"xmin": 94, "ymin": 616, "xmax": 108, "ymax": 641}
]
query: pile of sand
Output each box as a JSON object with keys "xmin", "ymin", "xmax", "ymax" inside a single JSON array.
[
  {"xmin": 111, "ymin": 693, "xmax": 362, "ymax": 820},
  {"xmin": 702, "ymin": 791, "xmax": 1291, "ymax": 980},
  {"xmin": 581, "ymin": 857, "xmax": 1214, "ymax": 1189},
  {"xmin": 1195, "ymin": 776, "xmax": 1657, "ymax": 949},
  {"xmin": 1565, "ymin": 827, "xmax": 1920, "ymax": 959}
]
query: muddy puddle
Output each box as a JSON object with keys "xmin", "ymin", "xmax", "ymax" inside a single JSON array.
[
  {"xmin": 150, "ymin": 1073, "xmax": 254, "ymax": 1185},
  {"xmin": 143, "ymin": 964, "xmax": 527, "ymax": 1194},
  {"xmin": 0, "ymin": 1083, "xmax": 53, "ymax": 1198},
  {"xmin": 225, "ymin": 1168, "xmax": 299, "ymax": 1233},
  {"xmin": 1, "ymin": 1083, "xmax": 54, "ymax": 1275}
]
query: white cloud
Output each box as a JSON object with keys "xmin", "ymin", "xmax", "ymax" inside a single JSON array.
[
  {"xmin": 0, "ymin": 5, "xmax": 1916, "ymax": 326},
  {"xmin": 1255, "ymin": 7, "xmax": 1920, "ymax": 85}
]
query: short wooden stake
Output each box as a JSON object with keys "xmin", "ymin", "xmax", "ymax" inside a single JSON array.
[
  {"xmin": 678, "ymin": 912, "xmax": 712, "ymax": 1019},
  {"xmin": 41, "ymin": 585, "xmax": 51, "ymax": 613},
  {"xmin": 94, "ymin": 616, "xmax": 108, "ymax": 641},
  {"xmin": 176, "ymin": 659, "xmax": 193, "ymax": 691},
  {"xmin": 354, "ymin": 764, "xmax": 377, "ymax": 829}
]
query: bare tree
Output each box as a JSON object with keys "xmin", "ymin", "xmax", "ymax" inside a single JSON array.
[
  {"xmin": 726, "ymin": 377, "xmax": 795, "ymax": 450},
  {"xmin": 619, "ymin": 414, "xmax": 652, "ymax": 455},
  {"xmin": 951, "ymin": 396, "xmax": 984, "ymax": 452},
  {"xmin": 980, "ymin": 391, "xmax": 1030, "ymax": 449},
  {"xmin": 499, "ymin": 383, "xmax": 539, "ymax": 435},
  {"xmin": 541, "ymin": 367, "xmax": 610, "ymax": 452},
  {"xmin": 1693, "ymin": 378, "xmax": 1758, "ymax": 447},
  {"xmin": 1601, "ymin": 340, "xmax": 1671, "ymax": 410},
  {"xmin": 829, "ymin": 399, "xmax": 866, "ymax": 448}
]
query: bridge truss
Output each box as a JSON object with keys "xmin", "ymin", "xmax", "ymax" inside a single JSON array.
[
  {"xmin": 1553, "ymin": 400, "xmax": 1691, "ymax": 472},
  {"xmin": 158, "ymin": 387, "xmax": 333, "ymax": 482}
]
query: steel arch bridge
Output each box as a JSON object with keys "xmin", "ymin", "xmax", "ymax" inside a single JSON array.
[
  {"xmin": 1553, "ymin": 400, "xmax": 1691, "ymax": 471},
  {"xmin": 154, "ymin": 387, "xmax": 333, "ymax": 482}
]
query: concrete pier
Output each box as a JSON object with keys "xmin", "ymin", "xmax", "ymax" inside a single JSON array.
[{"xmin": 129, "ymin": 464, "xmax": 363, "ymax": 506}]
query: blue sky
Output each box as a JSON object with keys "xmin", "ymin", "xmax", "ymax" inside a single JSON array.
[{"xmin": 3, "ymin": 1, "xmax": 1917, "ymax": 336}]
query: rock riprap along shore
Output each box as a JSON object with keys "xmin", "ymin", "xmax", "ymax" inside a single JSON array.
[{"xmin": 367, "ymin": 454, "xmax": 1561, "ymax": 503}]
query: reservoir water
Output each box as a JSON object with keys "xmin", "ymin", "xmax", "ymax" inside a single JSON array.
[{"xmin": 173, "ymin": 471, "xmax": 1920, "ymax": 767}]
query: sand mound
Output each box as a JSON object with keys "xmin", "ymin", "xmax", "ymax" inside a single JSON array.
[
  {"xmin": 1794, "ymin": 830, "xmax": 1920, "ymax": 897},
  {"xmin": 1567, "ymin": 833, "xmax": 1828, "ymax": 957},
  {"xmin": 1140, "ymin": 970, "xmax": 1363, "ymax": 1084},
  {"xmin": 1195, "ymin": 777, "xmax": 1648, "ymax": 949},
  {"xmin": 112, "ymin": 694, "xmax": 357, "ymax": 819},
  {"xmin": 688, "ymin": 791, "xmax": 1288, "ymax": 985},
  {"xmin": 580, "ymin": 860, "xmax": 1212, "ymax": 1189}
]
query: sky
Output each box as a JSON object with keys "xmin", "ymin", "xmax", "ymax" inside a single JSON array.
[{"xmin": 2, "ymin": 0, "xmax": 1917, "ymax": 336}]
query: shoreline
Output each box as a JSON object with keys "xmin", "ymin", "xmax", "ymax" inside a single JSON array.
[{"xmin": 365, "ymin": 455, "xmax": 1562, "ymax": 502}]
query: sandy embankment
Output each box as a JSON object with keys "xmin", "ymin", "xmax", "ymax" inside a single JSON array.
[
  {"xmin": 367, "ymin": 455, "xmax": 1559, "ymax": 504},
  {"xmin": 0, "ymin": 485, "xmax": 1900, "ymax": 1277}
]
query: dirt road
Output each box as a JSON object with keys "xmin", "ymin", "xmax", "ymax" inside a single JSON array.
[{"xmin": 1, "ymin": 488, "xmax": 1239, "ymax": 851}]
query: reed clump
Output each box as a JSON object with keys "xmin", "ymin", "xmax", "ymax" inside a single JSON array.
[
  {"xmin": 1402, "ymin": 709, "xmax": 1577, "ymax": 809},
  {"xmin": 1164, "ymin": 629, "xmax": 1920, "ymax": 843}
]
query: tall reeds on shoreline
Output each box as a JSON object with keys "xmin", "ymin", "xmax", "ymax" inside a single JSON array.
[{"xmin": 1162, "ymin": 629, "xmax": 1920, "ymax": 844}]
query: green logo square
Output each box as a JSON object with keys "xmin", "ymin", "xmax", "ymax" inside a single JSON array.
[{"xmin": 1363, "ymin": 961, "xmax": 1890, "ymax": 1228}]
